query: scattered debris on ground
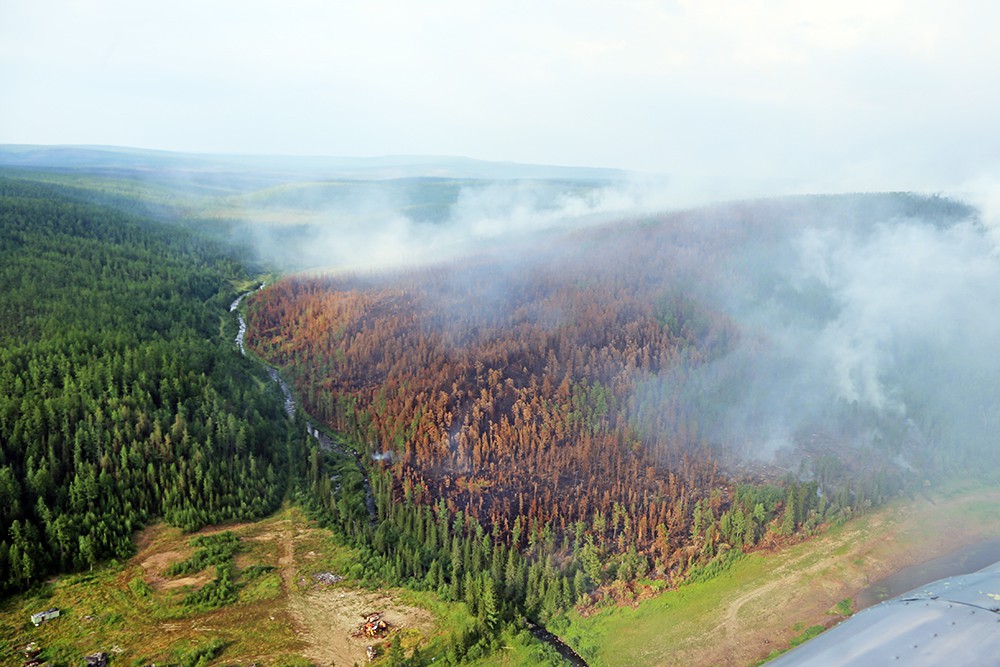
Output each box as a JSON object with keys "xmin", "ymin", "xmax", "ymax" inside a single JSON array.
[
  {"xmin": 366, "ymin": 645, "xmax": 379, "ymax": 662},
  {"xmin": 352, "ymin": 612, "xmax": 390, "ymax": 639},
  {"xmin": 22, "ymin": 641, "xmax": 49, "ymax": 667},
  {"xmin": 293, "ymin": 586, "xmax": 435, "ymax": 666},
  {"xmin": 84, "ymin": 652, "xmax": 108, "ymax": 667},
  {"xmin": 312, "ymin": 571, "xmax": 345, "ymax": 585}
]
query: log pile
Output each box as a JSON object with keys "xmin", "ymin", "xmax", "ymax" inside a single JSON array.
[{"xmin": 352, "ymin": 612, "xmax": 390, "ymax": 639}]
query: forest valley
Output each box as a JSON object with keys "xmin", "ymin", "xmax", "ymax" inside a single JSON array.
[{"xmin": 0, "ymin": 165, "xmax": 993, "ymax": 664}]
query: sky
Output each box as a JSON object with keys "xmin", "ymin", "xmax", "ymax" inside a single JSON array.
[{"xmin": 2, "ymin": 0, "xmax": 1000, "ymax": 199}]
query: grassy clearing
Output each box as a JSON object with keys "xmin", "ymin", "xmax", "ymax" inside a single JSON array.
[
  {"xmin": 558, "ymin": 552, "xmax": 778, "ymax": 666},
  {"xmin": 0, "ymin": 504, "xmax": 472, "ymax": 666},
  {"xmin": 558, "ymin": 479, "xmax": 1000, "ymax": 667},
  {"xmin": 393, "ymin": 588, "xmax": 478, "ymax": 658},
  {"xmin": 0, "ymin": 513, "xmax": 304, "ymax": 665}
]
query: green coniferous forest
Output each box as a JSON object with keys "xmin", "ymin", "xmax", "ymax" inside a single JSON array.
[{"xmin": 0, "ymin": 176, "xmax": 293, "ymax": 592}]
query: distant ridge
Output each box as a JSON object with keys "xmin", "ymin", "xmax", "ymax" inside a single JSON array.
[{"xmin": 0, "ymin": 144, "xmax": 631, "ymax": 182}]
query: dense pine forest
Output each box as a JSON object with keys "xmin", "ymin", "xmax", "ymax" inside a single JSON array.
[{"xmin": 0, "ymin": 176, "xmax": 295, "ymax": 592}]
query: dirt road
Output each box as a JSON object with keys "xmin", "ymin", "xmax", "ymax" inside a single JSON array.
[{"xmin": 708, "ymin": 490, "xmax": 1000, "ymax": 666}]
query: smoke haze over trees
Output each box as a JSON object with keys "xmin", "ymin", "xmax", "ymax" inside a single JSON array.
[
  {"xmin": 245, "ymin": 190, "xmax": 998, "ymax": 599},
  {"xmin": 3, "ymin": 148, "xmax": 1000, "ymax": 667}
]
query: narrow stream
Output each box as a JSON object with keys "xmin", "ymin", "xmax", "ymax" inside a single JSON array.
[
  {"xmin": 528, "ymin": 623, "xmax": 589, "ymax": 667},
  {"xmin": 230, "ymin": 291, "xmax": 250, "ymax": 356},
  {"xmin": 231, "ymin": 287, "xmax": 375, "ymax": 522},
  {"xmin": 230, "ymin": 287, "xmax": 587, "ymax": 665},
  {"xmin": 305, "ymin": 421, "xmax": 379, "ymax": 523}
]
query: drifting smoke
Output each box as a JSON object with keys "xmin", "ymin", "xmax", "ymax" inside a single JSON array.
[
  {"xmin": 236, "ymin": 176, "xmax": 672, "ymax": 272},
  {"xmin": 631, "ymin": 194, "xmax": 1000, "ymax": 476},
  {"xmin": 232, "ymin": 165, "xmax": 1000, "ymax": 479}
]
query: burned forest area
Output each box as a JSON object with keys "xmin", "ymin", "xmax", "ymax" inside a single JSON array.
[
  {"xmin": 6, "ymin": 0, "xmax": 1000, "ymax": 661},
  {"xmin": 3, "ymin": 162, "xmax": 995, "ymax": 667},
  {"xmin": 245, "ymin": 191, "xmax": 988, "ymax": 619}
]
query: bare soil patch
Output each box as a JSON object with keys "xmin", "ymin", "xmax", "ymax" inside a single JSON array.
[
  {"xmin": 139, "ymin": 548, "xmax": 215, "ymax": 592},
  {"xmin": 247, "ymin": 519, "xmax": 439, "ymax": 666},
  {"xmin": 293, "ymin": 588, "xmax": 435, "ymax": 667},
  {"xmin": 133, "ymin": 524, "xmax": 160, "ymax": 552},
  {"xmin": 159, "ymin": 575, "xmax": 211, "ymax": 591},
  {"xmin": 140, "ymin": 549, "xmax": 185, "ymax": 572}
]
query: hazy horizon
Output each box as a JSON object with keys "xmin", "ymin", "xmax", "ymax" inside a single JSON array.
[{"xmin": 3, "ymin": 1, "xmax": 1000, "ymax": 208}]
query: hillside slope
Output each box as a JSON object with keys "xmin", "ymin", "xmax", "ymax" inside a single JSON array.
[
  {"xmin": 246, "ymin": 193, "xmax": 986, "ymax": 607},
  {"xmin": 0, "ymin": 176, "xmax": 294, "ymax": 593}
]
